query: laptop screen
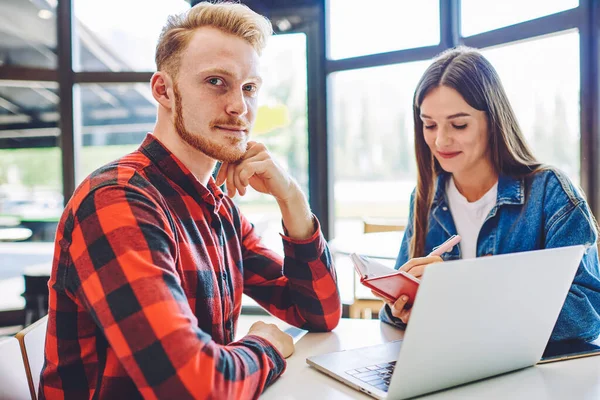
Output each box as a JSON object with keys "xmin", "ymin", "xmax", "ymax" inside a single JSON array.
[{"xmin": 540, "ymin": 336, "xmax": 600, "ymax": 363}]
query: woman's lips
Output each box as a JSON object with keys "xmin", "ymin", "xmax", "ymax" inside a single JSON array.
[{"xmin": 437, "ymin": 151, "xmax": 461, "ymax": 159}]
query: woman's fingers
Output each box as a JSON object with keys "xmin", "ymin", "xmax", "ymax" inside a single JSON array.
[
  {"xmin": 370, "ymin": 290, "xmax": 412, "ymax": 322},
  {"xmin": 399, "ymin": 255, "xmax": 443, "ymax": 273},
  {"xmin": 399, "ymin": 308, "xmax": 412, "ymax": 324},
  {"xmin": 408, "ymin": 265, "xmax": 426, "ymax": 278},
  {"xmin": 389, "ymin": 295, "xmax": 409, "ymax": 319}
]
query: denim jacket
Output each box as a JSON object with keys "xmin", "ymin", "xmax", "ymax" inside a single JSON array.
[{"xmin": 380, "ymin": 168, "xmax": 600, "ymax": 342}]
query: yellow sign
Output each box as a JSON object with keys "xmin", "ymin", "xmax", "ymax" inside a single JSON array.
[{"xmin": 253, "ymin": 104, "xmax": 290, "ymax": 135}]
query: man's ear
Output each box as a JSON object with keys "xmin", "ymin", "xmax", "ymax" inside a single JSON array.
[{"xmin": 151, "ymin": 71, "xmax": 174, "ymax": 110}]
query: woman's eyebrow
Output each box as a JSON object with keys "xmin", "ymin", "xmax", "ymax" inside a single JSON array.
[{"xmin": 419, "ymin": 112, "xmax": 471, "ymax": 119}]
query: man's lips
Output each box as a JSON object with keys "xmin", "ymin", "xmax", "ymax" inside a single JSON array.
[
  {"xmin": 214, "ymin": 125, "xmax": 248, "ymax": 133},
  {"xmin": 437, "ymin": 151, "xmax": 461, "ymax": 159}
]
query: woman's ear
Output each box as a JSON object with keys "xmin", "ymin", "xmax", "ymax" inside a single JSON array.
[{"xmin": 151, "ymin": 72, "xmax": 174, "ymax": 110}]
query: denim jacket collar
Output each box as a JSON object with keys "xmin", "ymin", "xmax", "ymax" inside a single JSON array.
[
  {"xmin": 429, "ymin": 173, "xmax": 525, "ymax": 260},
  {"xmin": 431, "ymin": 172, "xmax": 524, "ymax": 211}
]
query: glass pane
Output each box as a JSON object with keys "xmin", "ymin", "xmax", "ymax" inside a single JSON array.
[
  {"xmin": 461, "ymin": 0, "xmax": 579, "ymax": 37},
  {"xmin": 331, "ymin": 61, "xmax": 429, "ymax": 239},
  {"xmin": 75, "ymin": 83, "xmax": 157, "ymax": 182},
  {"xmin": 330, "ymin": 61, "xmax": 428, "ymax": 302},
  {"xmin": 0, "ymin": 0, "xmax": 57, "ymax": 68},
  {"xmin": 234, "ymin": 33, "xmax": 309, "ymax": 255},
  {"xmin": 481, "ymin": 31, "xmax": 580, "ymax": 182},
  {"xmin": 0, "ymin": 143, "xmax": 63, "ymax": 242},
  {"xmin": 328, "ymin": 0, "xmax": 439, "ymax": 60},
  {"xmin": 74, "ymin": 0, "xmax": 189, "ymax": 71}
]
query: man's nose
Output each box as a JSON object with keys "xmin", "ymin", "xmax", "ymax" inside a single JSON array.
[{"xmin": 225, "ymin": 89, "xmax": 248, "ymax": 117}]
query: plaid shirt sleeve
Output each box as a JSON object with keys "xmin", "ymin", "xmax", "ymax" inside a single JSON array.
[
  {"xmin": 240, "ymin": 213, "xmax": 342, "ymax": 331},
  {"xmin": 59, "ymin": 184, "xmax": 286, "ymax": 399}
]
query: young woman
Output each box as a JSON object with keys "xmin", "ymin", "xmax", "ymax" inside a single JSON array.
[{"xmin": 379, "ymin": 47, "xmax": 600, "ymax": 342}]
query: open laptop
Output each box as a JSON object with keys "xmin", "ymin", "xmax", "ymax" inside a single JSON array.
[{"xmin": 307, "ymin": 245, "xmax": 586, "ymax": 399}]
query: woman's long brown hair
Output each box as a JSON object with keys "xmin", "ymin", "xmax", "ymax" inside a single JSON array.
[{"xmin": 410, "ymin": 47, "xmax": 542, "ymax": 258}]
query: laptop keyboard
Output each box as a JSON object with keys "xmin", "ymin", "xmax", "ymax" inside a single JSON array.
[{"xmin": 345, "ymin": 361, "xmax": 396, "ymax": 392}]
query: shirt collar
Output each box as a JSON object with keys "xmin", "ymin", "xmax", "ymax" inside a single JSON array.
[{"xmin": 139, "ymin": 134, "xmax": 225, "ymax": 208}]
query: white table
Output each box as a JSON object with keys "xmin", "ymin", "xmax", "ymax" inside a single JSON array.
[
  {"xmin": 236, "ymin": 316, "xmax": 600, "ymax": 399},
  {"xmin": 329, "ymin": 231, "xmax": 403, "ymax": 261}
]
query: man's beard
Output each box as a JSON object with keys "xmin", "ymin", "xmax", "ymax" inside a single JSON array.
[{"xmin": 173, "ymin": 83, "xmax": 249, "ymax": 163}]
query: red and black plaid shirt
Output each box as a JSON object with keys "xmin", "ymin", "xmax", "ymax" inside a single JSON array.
[{"xmin": 40, "ymin": 134, "xmax": 341, "ymax": 399}]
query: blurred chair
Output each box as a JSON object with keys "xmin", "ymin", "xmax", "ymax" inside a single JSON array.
[
  {"xmin": 22, "ymin": 264, "xmax": 51, "ymax": 327},
  {"xmin": 0, "ymin": 336, "xmax": 32, "ymax": 400},
  {"xmin": 349, "ymin": 218, "xmax": 406, "ymax": 319},
  {"xmin": 22, "ymin": 275, "xmax": 49, "ymax": 327},
  {"xmin": 16, "ymin": 315, "xmax": 48, "ymax": 400},
  {"xmin": 362, "ymin": 217, "xmax": 406, "ymax": 234}
]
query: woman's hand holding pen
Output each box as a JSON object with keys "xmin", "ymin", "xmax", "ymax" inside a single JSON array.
[{"xmin": 398, "ymin": 255, "xmax": 443, "ymax": 278}]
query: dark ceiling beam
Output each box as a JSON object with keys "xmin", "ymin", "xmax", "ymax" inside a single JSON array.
[
  {"xmin": 75, "ymin": 71, "xmax": 153, "ymax": 83},
  {"xmin": 0, "ymin": 120, "xmax": 57, "ymax": 131},
  {"xmin": 0, "ymin": 66, "xmax": 58, "ymax": 81},
  {"xmin": 0, "ymin": 136, "xmax": 59, "ymax": 149}
]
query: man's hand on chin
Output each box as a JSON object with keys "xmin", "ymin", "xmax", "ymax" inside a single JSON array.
[{"xmin": 215, "ymin": 141, "xmax": 314, "ymax": 240}]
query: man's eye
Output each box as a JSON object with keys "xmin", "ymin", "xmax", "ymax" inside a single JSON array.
[
  {"xmin": 243, "ymin": 84, "xmax": 257, "ymax": 93},
  {"xmin": 208, "ymin": 78, "xmax": 224, "ymax": 86}
]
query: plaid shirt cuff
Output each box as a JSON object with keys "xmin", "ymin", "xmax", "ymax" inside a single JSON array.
[
  {"xmin": 280, "ymin": 215, "xmax": 326, "ymax": 262},
  {"xmin": 240, "ymin": 335, "xmax": 287, "ymax": 387}
]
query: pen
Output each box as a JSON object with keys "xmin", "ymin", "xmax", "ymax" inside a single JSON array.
[{"xmin": 428, "ymin": 235, "xmax": 462, "ymax": 257}]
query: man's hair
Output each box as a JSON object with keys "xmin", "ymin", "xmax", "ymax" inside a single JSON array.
[{"xmin": 155, "ymin": 1, "xmax": 273, "ymax": 79}]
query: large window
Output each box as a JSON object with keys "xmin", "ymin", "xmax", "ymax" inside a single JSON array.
[{"xmin": 327, "ymin": 3, "xmax": 593, "ymax": 242}]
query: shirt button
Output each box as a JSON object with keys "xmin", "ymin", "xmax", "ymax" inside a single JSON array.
[{"xmin": 442, "ymin": 206, "xmax": 448, "ymax": 211}]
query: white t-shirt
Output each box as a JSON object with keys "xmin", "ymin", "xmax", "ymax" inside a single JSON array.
[{"xmin": 446, "ymin": 177, "xmax": 498, "ymax": 259}]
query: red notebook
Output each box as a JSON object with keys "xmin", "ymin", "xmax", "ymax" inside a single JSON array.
[{"xmin": 350, "ymin": 253, "xmax": 420, "ymax": 305}]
